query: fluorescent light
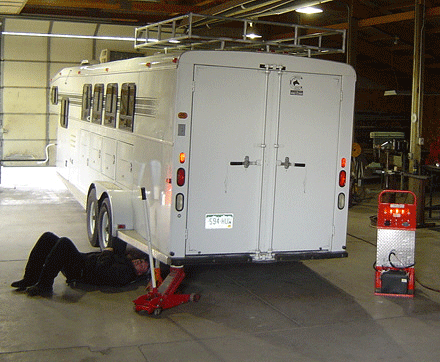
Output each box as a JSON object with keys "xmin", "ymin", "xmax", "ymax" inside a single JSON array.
[
  {"xmin": 384, "ymin": 90, "xmax": 412, "ymax": 96},
  {"xmin": 296, "ymin": 6, "xmax": 323, "ymax": 14},
  {"xmin": 384, "ymin": 90, "xmax": 398, "ymax": 96},
  {"xmin": 1, "ymin": 31, "xmax": 136, "ymax": 42}
]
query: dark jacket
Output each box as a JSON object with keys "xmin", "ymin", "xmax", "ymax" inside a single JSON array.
[{"xmin": 80, "ymin": 250, "xmax": 137, "ymax": 287}]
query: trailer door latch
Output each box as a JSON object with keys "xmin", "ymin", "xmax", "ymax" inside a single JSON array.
[
  {"xmin": 280, "ymin": 156, "xmax": 292, "ymax": 169},
  {"xmin": 230, "ymin": 156, "xmax": 258, "ymax": 168}
]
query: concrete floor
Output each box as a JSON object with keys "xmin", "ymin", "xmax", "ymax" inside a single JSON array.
[{"xmin": 1, "ymin": 167, "xmax": 440, "ymax": 361}]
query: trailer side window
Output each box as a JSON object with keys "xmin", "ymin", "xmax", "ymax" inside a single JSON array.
[
  {"xmin": 92, "ymin": 84, "xmax": 104, "ymax": 124},
  {"xmin": 60, "ymin": 97, "xmax": 69, "ymax": 128},
  {"xmin": 50, "ymin": 86, "xmax": 58, "ymax": 105},
  {"xmin": 104, "ymin": 83, "xmax": 118, "ymax": 128},
  {"xmin": 119, "ymin": 83, "xmax": 136, "ymax": 132},
  {"xmin": 81, "ymin": 84, "xmax": 92, "ymax": 121}
]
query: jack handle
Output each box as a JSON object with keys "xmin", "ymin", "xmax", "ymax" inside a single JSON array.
[{"xmin": 141, "ymin": 187, "xmax": 157, "ymax": 289}]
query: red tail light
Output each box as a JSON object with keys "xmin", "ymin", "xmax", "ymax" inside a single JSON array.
[
  {"xmin": 177, "ymin": 168, "xmax": 185, "ymax": 186},
  {"xmin": 339, "ymin": 170, "xmax": 347, "ymax": 187},
  {"xmin": 341, "ymin": 158, "xmax": 346, "ymax": 168}
]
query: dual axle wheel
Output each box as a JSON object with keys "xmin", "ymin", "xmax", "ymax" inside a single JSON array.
[{"xmin": 86, "ymin": 188, "xmax": 114, "ymax": 250}]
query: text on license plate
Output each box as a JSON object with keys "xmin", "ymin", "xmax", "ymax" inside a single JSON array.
[{"xmin": 205, "ymin": 214, "xmax": 234, "ymax": 229}]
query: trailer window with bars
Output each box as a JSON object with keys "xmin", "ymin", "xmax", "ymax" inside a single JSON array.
[
  {"xmin": 104, "ymin": 83, "xmax": 118, "ymax": 128},
  {"xmin": 92, "ymin": 84, "xmax": 104, "ymax": 124},
  {"xmin": 81, "ymin": 84, "xmax": 92, "ymax": 121},
  {"xmin": 119, "ymin": 83, "xmax": 136, "ymax": 132},
  {"xmin": 60, "ymin": 97, "xmax": 69, "ymax": 128},
  {"xmin": 50, "ymin": 86, "xmax": 58, "ymax": 105}
]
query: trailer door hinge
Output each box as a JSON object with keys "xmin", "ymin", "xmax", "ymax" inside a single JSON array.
[{"xmin": 259, "ymin": 64, "xmax": 286, "ymax": 72}]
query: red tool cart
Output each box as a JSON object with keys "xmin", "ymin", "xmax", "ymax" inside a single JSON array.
[{"xmin": 375, "ymin": 190, "xmax": 416, "ymax": 297}]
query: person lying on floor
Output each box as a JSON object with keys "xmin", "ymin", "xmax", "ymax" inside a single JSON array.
[{"xmin": 11, "ymin": 232, "xmax": 149, "ymax": 297}]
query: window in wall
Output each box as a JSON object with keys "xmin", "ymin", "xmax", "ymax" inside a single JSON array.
[
  {"xmin": 50, "ymin": 86, "xmax": 58, "ymax": 105},
  {"xmin": 60, "ymin": 97, "xmax": 69, "ymax": 128},
  {"xmin": 81, "ymin": 84, "xmax": 92, "ymax": 121},
  {"xmin": 119, "ymin": 83, "xmax": 136, "ymax": 132},
  {"xmin": 104, "ymin": 83, "xmax": 118, "ymax": 128},
  {"xmin": 92, "ymin": 84, "xmax": 104, "ymax": 124}
]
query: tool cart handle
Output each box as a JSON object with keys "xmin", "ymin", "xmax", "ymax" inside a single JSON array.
[{"xmin": 378, "ymin": 189, "xmax": 417, "ymax": 206}]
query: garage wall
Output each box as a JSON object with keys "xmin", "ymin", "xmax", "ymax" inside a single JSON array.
[{"xmin": 0, "ymin": 17, "xmax": 138, "ymax": 167}]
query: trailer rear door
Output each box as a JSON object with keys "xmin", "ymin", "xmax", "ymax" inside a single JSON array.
[
  {"xmin": 186, "ymin": 64, "xmax": 343, "ymax": 257},
  {"xmin": 186, "ymin": 65, "xmax": 267, "ymax": 254},
  {"xmin": 271, "ymin": 71, "xmax": 342, "ymax": 253}
]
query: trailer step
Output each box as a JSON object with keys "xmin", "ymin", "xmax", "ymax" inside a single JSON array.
[{"xmin": 117, "ymin": 229, "xmax": 170, "ymax": 265}]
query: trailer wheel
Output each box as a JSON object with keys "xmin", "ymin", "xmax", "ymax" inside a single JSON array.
[
  {"xmin": 97, "ymin": 197, "xmax": 114, "ymax": 250},
  {"xmin": 86, "ymin": 188, "xmax": 99, "ymax": 247},
  {"xmin": 153, "ymin": 308, "xmax": 162, "ymax": 316},
  {"xmin": 190, "ymin": 293, "xmax": 201, "ymax": 302}
]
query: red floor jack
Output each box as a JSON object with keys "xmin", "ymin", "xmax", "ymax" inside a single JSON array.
[
  {"xmin": 375, "ymin": 190, "xmax": 416, "ymax": 297},
  {"xmin": 133, "ymin": 188, "xmax": 200, "ymax": 315},
  {"xmin": 133, "ymin": 265, "xmax": 200, "ymax": 316}
]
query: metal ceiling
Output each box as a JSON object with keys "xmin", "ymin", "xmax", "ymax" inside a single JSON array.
[{"xmin": 2, "ymin": 0, "xmax": 440, "ymax": 92}]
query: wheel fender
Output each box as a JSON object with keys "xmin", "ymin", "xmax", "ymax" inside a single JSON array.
[{"xmin": 93, "ymin": 182, "xmax": 134, "ymax": 235}]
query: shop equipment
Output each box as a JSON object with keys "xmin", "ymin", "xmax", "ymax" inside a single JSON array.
[{"xmin": 375, "ymin": 190, "xmax": 416, "ymax": 297}]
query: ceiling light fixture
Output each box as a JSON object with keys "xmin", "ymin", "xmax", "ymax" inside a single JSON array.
[
  {"xmin": 246, "ymin": 22, "xmax": 262, "ymax": 39},
  {"xmin": 296, "ymin": 6, "xmax": 323, "ymax": 14}
]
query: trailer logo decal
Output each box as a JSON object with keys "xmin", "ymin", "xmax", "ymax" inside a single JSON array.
[
  {"xmin": 289, "ymin": 76, "xmax": 303, "ymax": 96},
  {"xmin": 205, "ymin": 213, "xmax": 234, "ymax": 229}
]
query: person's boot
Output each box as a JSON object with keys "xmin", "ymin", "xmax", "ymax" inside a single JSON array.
[
  {"xmin": 11, "ymin": 279, "xmax": 37, "ymax": 291},
  {"xmin": 26, "ymin": 283, "xmax": 53, "ymax": 297}
]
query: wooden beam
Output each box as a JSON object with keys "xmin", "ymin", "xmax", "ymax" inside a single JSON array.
[
  {"xmin": 190, "ymin": 0, "xmax": 257, "ymax": 15},
  {"xmin": 25, "ymin": 0, "xmax": 197, "ymax": 15},
  {"xmin": 326, "ymin": 6, "xmax": 440, "ymax": 31},
  {"xmin": 358, "ymin": 10, "xmax": 415, "ymax": 27},
  {"xmin": 25, "ymin": 0, "xmax": 119, "ymax": 10}
]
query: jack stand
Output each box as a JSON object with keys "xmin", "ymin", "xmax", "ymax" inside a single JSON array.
[{"xmin": 133, "ymin": 266, "xmax": 200, "ymax": 316}]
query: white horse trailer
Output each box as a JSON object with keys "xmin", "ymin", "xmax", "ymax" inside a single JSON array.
[{"xmin": 51, "ymin": 49, "xmax": 356, "ymax": 265}]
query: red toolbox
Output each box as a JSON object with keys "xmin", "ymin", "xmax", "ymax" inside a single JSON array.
[{"xmin": 374, "ymin": 190, "xmax": 416, "ymax": 297}]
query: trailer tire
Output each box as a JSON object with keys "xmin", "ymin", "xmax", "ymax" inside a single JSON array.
[
  {"xmin": 86, "ymin": 188, "xmax": 99, "ymax": 247},
  {"xmin": 97, "ymin": 197, "xmax": 127, "ymax": 253},
  {"xmin": 97, "ymin": 197, "xmax": 114, "ymax": 250}
]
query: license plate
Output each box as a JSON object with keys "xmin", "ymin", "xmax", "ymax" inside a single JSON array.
[{"xmin": 205, "ymin": 214, "xmax": 233, "ymax": 229}]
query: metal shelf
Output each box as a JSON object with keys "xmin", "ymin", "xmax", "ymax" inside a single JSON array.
[{"xmin": 134, "ymin": 13, "xmax": 346, "ymax": 57}]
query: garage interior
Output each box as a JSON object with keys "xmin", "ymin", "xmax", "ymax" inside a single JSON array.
[{"xmin": 2, "ymin": 1, "xmax": 440, "ymax": 361}]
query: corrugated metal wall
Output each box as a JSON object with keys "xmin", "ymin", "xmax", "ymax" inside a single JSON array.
[{"xmin": 0, "ymin": 17, "xmax": 136, "ymax": 170}]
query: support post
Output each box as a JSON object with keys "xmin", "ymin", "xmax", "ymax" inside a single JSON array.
[
  {"xmin": 0, "ymin": 18, "xmax": 4, "ymax": 183},
  {"xmin": 408, "ymin": 0, "xmax": 426, "ymax": 226},
  {"xmin": 408, "ymin": 0, "xmax": 425, "ymax": 176},
  {"xmin": 347, "ymin": 0, "xmax": 358, "ymax": 69}
]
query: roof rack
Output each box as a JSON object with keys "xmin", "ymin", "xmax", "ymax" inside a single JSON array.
[{"xmin": 134, "ymin": 13, "xmax": 346, "ymax": 57}]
